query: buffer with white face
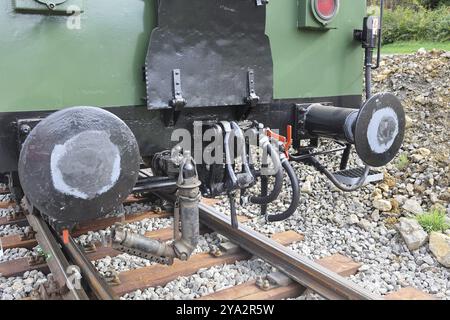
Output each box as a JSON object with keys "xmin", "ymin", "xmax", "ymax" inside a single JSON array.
[
  {"xmin": 354, "ymin": 93, "xmax": 405, "ymax": 167},
  {"xmin": 18, "ymin": 107, "xmax": 140, "ymax": 223},
  {"xmin": 301, "ymin": 92, "xmax": 405, "ymax": 168}
]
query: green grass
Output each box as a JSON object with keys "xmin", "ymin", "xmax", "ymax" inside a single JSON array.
[
  {"xmin": 382, "ymin": 41, "xmax": 450, "ymax": 54},
  {"xmin": 396, "ymin": 153, "xmax": 410, "ymax": 170},
  {"xmin": 367, "ymin": 5, "xmax": 380, "ymax": 16},
  {"xmin": 416, "ymin": 208, "xmax": 450, "ymax": 233}
]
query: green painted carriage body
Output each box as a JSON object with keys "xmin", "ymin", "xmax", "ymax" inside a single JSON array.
[{"xmin": 0, "ymin": 0, "xmax": 366, "ymax": 112}]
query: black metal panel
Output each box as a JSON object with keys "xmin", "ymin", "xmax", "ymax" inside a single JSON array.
[{"xmin": 145, "ymin": 0, "xmax": 273, "ymax": 109}]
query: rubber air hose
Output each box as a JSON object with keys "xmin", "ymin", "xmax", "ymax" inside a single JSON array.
[
  {"xmin": 266, "ymin": 157, "xmax": 300, "ymax": 223},
  {"xmin": 249, "ymin": 143, "xmax": 284, "ymax": 205}
]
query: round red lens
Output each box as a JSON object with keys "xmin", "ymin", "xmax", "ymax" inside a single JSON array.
[{"xmin": 315, "ymin": 0, "xmax": 336, "ymax": 20}]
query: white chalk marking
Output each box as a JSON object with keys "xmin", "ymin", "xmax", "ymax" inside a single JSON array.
[
  {"xmin": 367, "ymin": 107, "xmax": 399, "ymax": 154},
  {"xmin": 50, "ymin": 130, "xmax": 121, "ymax": 200}
]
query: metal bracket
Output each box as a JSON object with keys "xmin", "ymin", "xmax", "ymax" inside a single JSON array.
[
  {"xmin": 35, "ymin": 274, "xmax": 67, "ymax": 300},
  {"xmin": 36, "ymin": 0, "xmax": 67, "ymax": 10},
  {"xmin": 267, "ymin": 271, "xmax": 293, "ymax": 287},
  {"xmin": 255, "ymin": 272, "xmax": 292, "ymax": 291},
  {"xmin": 211, "ymin": 241, "xmax": 240, "ymax": 257},
  {"xmin": 6, "ymin": 210, "xmax": 25, "ymax": 222},
  {"xmin": 255, "ymin": 276, "xmax": 271, "ymax": 290},
  {"xmin": 81, "ymin": 242, "xmax": 97, "ymax": 254},
  {"xmin": 15, "ymin": 0, "xmax": 83, "ymax": 14},
  {"xmin": 256, "ymin": 0, "xmax": 269, "ymax": 6},
  {"xmin": 169, "ymin": 69, "xmax": 187, "ymax": 111},
  {"xmin": 20, "ymin": 226, "xmax": 36, "ymax": 241},
  {"xmin": 245, "ymin": 69, "xmax": 260, "ymax": 107},
  {"xmin": 16, "ymin": 118, "xmax": 42, "ymax": 148},
  {"xmin": 103, "ymin": 270, "xmax": 121, "ymax": 286},
  {"xmin": 27, "ymin": 254, "xmax": 46, "ymax": 266}
]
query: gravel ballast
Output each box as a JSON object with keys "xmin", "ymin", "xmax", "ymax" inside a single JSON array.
[
  {"xmin": 0, "ymin": 271, "xmax": 48, "ymax": 300},
  {"xmin": 121, "ymin": 259, "xmax": 274, "ymax": 300}
]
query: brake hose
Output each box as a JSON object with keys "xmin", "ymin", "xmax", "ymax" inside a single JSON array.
[
  {"xmin": 249, "ymin": 142, "xmax": 283, "ymax": 205},
  {"xmin": 266, "ymin": 157, "xmax": 300, "ymax": 223}
]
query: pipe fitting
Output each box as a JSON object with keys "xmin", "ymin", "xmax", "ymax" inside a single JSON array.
[
  {"xmin": 111, "ymin": 226, "xmax": 176, "ymax": 259},
  {"xmin": 111, "ymin": 151, "xmax": 202, "ymax": 264}
]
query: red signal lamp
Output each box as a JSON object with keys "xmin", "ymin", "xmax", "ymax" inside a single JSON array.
[{"xmin": 312, "ymin": 0, "xmax": 339, "ymax": 22}]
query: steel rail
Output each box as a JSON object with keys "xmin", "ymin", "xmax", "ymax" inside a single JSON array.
[
  {"xmin": 157, "ymin": 192, "xmax": 380, "ymax": 300},
  {"xmin": 26, "ymin": 211, "xmax": 116, "ymax": 300},
  {"xmin": 26, "ymin": 213, "xmax": 89, "ymax": 300},
  {"xmin": 198, "ymin": 202, "xmax": 379, "ymax": 300},
  {"xmin": 64, "ymin": 236, "xmax": 118, "ymax": 300}
]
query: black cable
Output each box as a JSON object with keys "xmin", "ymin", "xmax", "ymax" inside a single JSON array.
[
  {"xmin": 266, "ymin": 159, "xmax": 300, "ymax": 223},
  {"xmin": 372, "ymin": 0, "xmax": 384, "ymax": 70},
  {"xmin": 249, "ymin": 168, "xmax": 283, "ymax": 205},
  {"xmin": 228, "ymin": 192, "xmax": 239, "ymax": 229},
  {"xmin": 365, "ymin": 47, "xmax": 373, "ymax": 100},
  {"xmin": 339, "ymin": 144, "xmax": 352, "ymax": 170},
  {"xmin": 260, "ymin": 175, "xmax": 268, "ymax": 216},
  {"xmin": 249, "ymin": 143, "xmax": 284, "ymax": 205}
]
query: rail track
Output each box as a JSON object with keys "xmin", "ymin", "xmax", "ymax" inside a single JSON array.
[{"xmin": 0, "ymin": 192, "xmax": 383, "ymax": 301}]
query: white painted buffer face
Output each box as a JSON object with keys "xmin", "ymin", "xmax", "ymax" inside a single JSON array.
[
  {"xmin": 366, "ymin": 107, "xmax": 399, "ymax": 154},
  {"xmin": 50, "ymin": 130, "xmax": 121, "ymax": 200}
]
